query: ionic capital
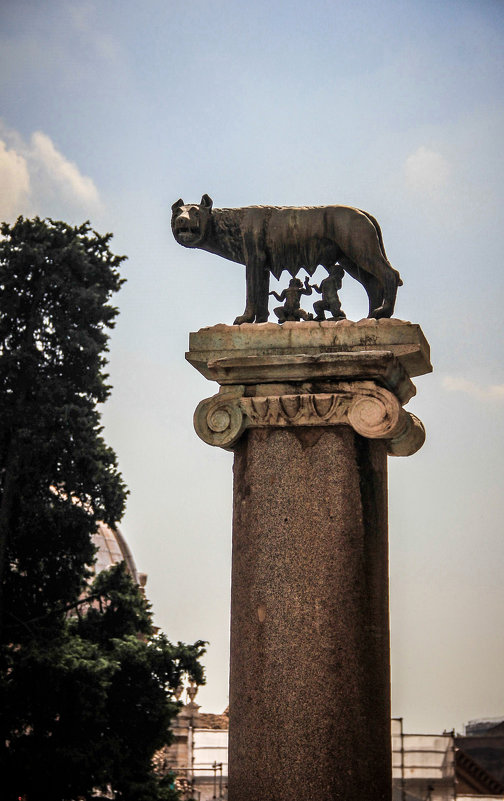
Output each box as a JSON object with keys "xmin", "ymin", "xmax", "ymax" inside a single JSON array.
[
  {"xmin": 193, "ymin": 382, "xmax": 425, "ymax": 456},
  {"xmin": 188, "ymin": 323, "xmax": 430, "ymax": 457}
]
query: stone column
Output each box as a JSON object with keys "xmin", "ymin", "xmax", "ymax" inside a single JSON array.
[{"xmin": 187, "ymin": 319, "xmax": 431, "ymax": 801}]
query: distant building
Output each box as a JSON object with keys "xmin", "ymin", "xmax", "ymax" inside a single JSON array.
[
  {"xmin": 392, "ymin": 717, "xmax": 504, "ymax": 800},
  {"xmin": 157, "ymin": 711, "xmax": 504, "ymax": 801},
  {"xmin": 154, "ymin": 695, "xmax": 228, "ymax": 801},
  {"xmin": 92, "ymin": 521, "xmax": 147, "ymax": 589},
  {"xmin": 456, "ymin": 718, "xmax": 504, "ymax": 792}
]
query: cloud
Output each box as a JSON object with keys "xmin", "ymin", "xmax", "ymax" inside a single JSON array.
[
  {"xmin": 404, "ymin": 146, "xmax": 450, "ymax": 196},
  {"xmin": 0, "ymin": 123, "xmax": 101, "ymax": 222},
  {"xmin": 0, "ymin": 140, "xmax": 31, "ymax": 220},
  {"xmin": 30, "ymin": 131, "xmax": 100, "ymax": 208},
  {"xmin": 442, "ymin": 376, "xmax": 504, "ymax": 401}
]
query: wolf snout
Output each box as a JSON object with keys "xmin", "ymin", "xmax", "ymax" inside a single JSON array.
[{"xmin": 174, "ymin": 212, "xmax": 190, "ymax": 227}]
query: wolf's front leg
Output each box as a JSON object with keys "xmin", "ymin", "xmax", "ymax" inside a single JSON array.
[
  {"xmin": 234, "ymin": 260, "xmax": 256, "ymax": 324},
  {"xmin": 234, "ymin": 308, "xmax": 255, "ymax": 325},
  {"xmin": 234, "ymin": 259, "xmax": 269, "ymax": 324}
]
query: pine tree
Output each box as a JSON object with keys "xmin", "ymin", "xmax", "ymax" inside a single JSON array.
[{"xmin": 0, "ymin": 218, "xmax": 206, "ymax": 801}]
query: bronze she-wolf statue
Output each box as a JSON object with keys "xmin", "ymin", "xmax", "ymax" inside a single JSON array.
[{"xmin": 171, "ymin": 195, "xmax": 402, "ymax": 324}]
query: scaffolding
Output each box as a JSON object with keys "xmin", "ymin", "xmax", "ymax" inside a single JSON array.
[
  {"xmin": 173, "ymin": 762, "xmax": 225, "ymax": 800},
  {"xmin": 392, "ymin": 718, "xmax": 456, "ymax": 801}
]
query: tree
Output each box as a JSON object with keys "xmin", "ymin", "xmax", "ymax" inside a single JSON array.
[{"xmin": 0, "ymin": 217, "xmax": 206, "ymax": 801}]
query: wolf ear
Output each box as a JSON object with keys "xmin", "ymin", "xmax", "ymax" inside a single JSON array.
[
  {"xmin": 200, "ymin": 194, "xmax": 213, "ymax": 210},
  {"xmin": 172, "ymin": 198, "xmax": 184, "ymax": 212}
]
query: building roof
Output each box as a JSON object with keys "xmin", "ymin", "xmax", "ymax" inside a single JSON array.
[
  {"xmin": 91, "ymin": 522, "xmax": 146, "ymax": 587},
  {"xmin": 195, "ymin": 710, "xmax": 229, "ymax": 731},
  {"xmin": 465, "ymin": 718, "xmax": 504, "ymax": 736},
  {"xmin": 456, "ymin": 747, "xmax": 504, "ymax": 795}
]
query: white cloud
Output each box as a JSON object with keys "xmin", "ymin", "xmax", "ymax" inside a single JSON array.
[
  {"xmin": 404, "ymin": 146, "xmax": 450, "ymax": 195},
  {"xmin": 30, "ymin": 131, "xmax": 100, "ymax": 208},
  {"xmin": 0, "ymin": 140, "xmax": 31, "ymax": 220},
  {"xmin": 442, "ymin": 376, "xmax": 504, "ymax": 401},
  {"xmin": 0, "ymin": 123, "xmax": 101, "ymax": 222}
]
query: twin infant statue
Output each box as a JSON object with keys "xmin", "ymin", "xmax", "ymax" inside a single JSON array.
[{"xmin": 269, "ymin": 265, "xmax": 345, "ymax": 324}]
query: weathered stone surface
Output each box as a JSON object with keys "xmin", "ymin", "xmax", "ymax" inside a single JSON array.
[
  {"xmin": 188, "ymin": 327, "xmax": 426, "ymax": 456},
  {"xmin": 205, "ymin": 350, "xmax": 415, "ymax": 403},
  {"xmin": 193, "ymin": 380, "xmax": 425, "ymax": 456},
  {"xmin": 228, "ymin": 427, "xmax": 391, "ymax": 801},
  {"xmin": 187, "ymin": 318, "xmax": 432, "ymax": 379}
]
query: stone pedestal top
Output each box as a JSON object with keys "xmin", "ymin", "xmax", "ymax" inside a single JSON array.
[
  {"xmin": 186, "ymin": 318, "xmax": 432, "ymax": 380},
  {"xmin": 187, "ymin": 319, "xmax": 430, "ymax": 458},
  {"xmin": 198, "ymin": 351, "xmax": 415, "ymax": 404}
]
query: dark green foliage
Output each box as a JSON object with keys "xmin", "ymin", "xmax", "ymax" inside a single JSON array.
[
  {"xmin": 0, "ymin": 218, "xmax": 206, "ymax": 801},
  {"xmin": 0, "ymin": 216, "xmax": 127, "ymax": 641},
  {"xmin": 1, "ymin": 564, "xmax": 206, "ymax": 801}
]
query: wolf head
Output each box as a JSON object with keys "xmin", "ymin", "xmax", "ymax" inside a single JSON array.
[{"xmin": 171, "ymin": 194, "xmax": 213, "ymax": 248}]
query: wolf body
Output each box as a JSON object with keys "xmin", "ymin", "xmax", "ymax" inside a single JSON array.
[{"xmin": 171, "ymin": 195, "xmax": 402, "ymax": 324}]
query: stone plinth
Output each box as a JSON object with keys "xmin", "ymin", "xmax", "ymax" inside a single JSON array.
[
  {"xmin": 186, "ymin": 318, "xmax": 432, "ymax": 379},
  {"xmin": 187, "ymin": 320, "xmax": 431, "ymax": 801}
]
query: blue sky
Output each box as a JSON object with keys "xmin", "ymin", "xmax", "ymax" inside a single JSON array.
[{"xmin": 1, "ymin": 0, "xmax": 503, "ymax": 733}]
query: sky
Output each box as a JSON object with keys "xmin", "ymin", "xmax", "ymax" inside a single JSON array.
[{"xmin": 0, "ymin": 0, "xmax": 503, "ymax": 734}]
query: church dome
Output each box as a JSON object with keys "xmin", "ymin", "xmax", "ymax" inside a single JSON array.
[{"xmin": 91, "ymin": 522, "xmax": 146, "ymax": 588}]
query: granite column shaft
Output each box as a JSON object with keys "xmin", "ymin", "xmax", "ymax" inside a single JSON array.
[{"xmin": 228, "ymin": 425, "xmax": 391, "ymax": 801}]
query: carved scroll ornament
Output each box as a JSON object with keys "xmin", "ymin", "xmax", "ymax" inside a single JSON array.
[{"xmin": 193, "ymin": 382, "xmax": 425, "ymax": 456}]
